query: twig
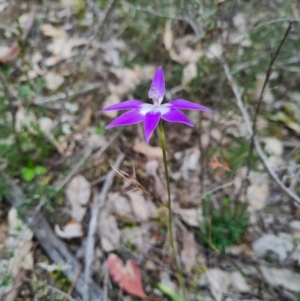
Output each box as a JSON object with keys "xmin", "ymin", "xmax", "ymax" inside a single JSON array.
[
  {"xmin": 79, "ymin": 0, "xmax": 117, "ymax": 63},
  {"xmin": 55, "ymin": 147, "xmax": 93, "ymax": 191},
  {"xmin": 2, "ymin": 173, "xmax": 110, "ymax": 301},
  {"xmin": 201, "ymin": 181, "xmax": 235, "ymax": 198},
  {"xmin": 63, "ymin": 266, "xmax": 82, "ymax": 301},
  {"xmin": 290, "ymin": 168, "xmax": 300, "ymax": 192},
  {"xmin": 123, "ymin": 3, "xmax": 201, "ymax": 38},
  {"xmin": 34, "ymin": 82, "xmax": 102, "ymax": 105},
  {"xmin": 245, "ymin": 21, "xmax": 293, "ymax": 179},
  {"xmin": 83, "ymin": 153, "xmax": 125, "ymax": 301},
  {"xmin": 55, "ymin": 130, "xmax": 120, "ymax": 190},
  {"xmin": 0, "ymin": 73, "xmax": 17, "ymax": 133},
  {"xmin": 222, "ymin": 62, "xmax": 300, "ymax": 205},
  {"xmin": 45, "ymin": 285, "xmax": 76, "ymax": 301},
  {"xmin": 3, "ymin": 270, "xmax": 27, "ymax": 301}
]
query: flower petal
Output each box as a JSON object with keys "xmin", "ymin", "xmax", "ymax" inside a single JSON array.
[
  {"xmin": 148, "ymin": 66, "xmax": 165, "ymax": 104},
  {"xmin": 101, "ymin": 100, "xmax": 143, "ymax": 112},
  {"xmin": 105, "ymin": 110, "xmax": 144, "ymax": 129},
  {"xmin": 170, "ymin": 99, "xmax": 212, "ymax": 113},
  {"xmin": 161, "ymin": 108, "xmax": 194, "ymax": 127},
  {"xmin": 143, "ymin": 112, "xmax": 161, "ymax": 144}
]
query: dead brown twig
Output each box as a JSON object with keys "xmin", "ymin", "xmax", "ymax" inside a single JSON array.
[
  {"xmin": 222, "ymin": 62, "xmax": 300, "ymax": 206},
  {"xmin": 111, "ymin": 166, "xmax": 167, "ymax": 207},
  {"xmin": 245, "ymin": 21, "xmax": 293, "ymax": 181}
]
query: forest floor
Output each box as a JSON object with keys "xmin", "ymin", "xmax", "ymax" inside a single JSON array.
[{"xmin": 1, "ymin": 1, "xmax": 300, "ymax": 301}]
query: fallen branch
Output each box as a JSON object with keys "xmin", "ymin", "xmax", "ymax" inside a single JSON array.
[
  {"xmin": 83, "ymin": 153, "xmax": 125, "ymax": 301},
  {"xmin": 222, "ymin": 62, "xmax": 300, "ymax": 205},
  {"xmin": 2, "ymin": 173, "xmax": 110, "ymax": 301},
  {"xmin": 34, "ymin": 82, "xmax": 102, "ymax": 105}
]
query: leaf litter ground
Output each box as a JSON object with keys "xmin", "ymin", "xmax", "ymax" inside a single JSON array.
[{"xmin": 1, "ymin": 1, "xmax": 300, "ymax": 301}]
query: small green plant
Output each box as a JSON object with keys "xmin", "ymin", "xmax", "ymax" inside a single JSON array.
[
  {"xmin": 0, "ymin": 275, "xmax": 12, "ymax": 287},
  {"xmin": 199, "ymin": 196, "xmax": 249, "ymax": 252},
  {"xmin": 223, "ymin": 139, "xmax": 260, "ymax": 172},
  {"xmin": 21, "ymin": 163, "xmax": 47, "ymax": 182}
]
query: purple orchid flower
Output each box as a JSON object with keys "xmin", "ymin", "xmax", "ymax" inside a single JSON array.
[{"xmin": 101, "ymin": 66, "xmax": 212, "ymax": 144}]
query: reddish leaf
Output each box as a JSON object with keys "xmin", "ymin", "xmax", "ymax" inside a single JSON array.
[
  {"xmin": 0, "ymin": 44, "xmax": 21, "ymax": 63},
  {"xmin": 0, "ymin": 7, "xmax": 37, "ymax": 63},
  {"xmin": 107, "ymin": 253, "xmax": 147, "ymax": 299}
]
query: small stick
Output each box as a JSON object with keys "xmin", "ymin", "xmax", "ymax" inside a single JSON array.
[
  {"xmin": 223, "ymin": 62, "xmax": 300, "ymax": 206},
  {"xmin": 63, "ymin": 266, "xmax": 82, "ymax": 301},
  {"xmin": 34, "ymin": 83, "xmax": 102, "ymax": 105},
  {"xmin": 83, "ymin": 153, "xmax": 125, "ymax": 301},
  {"xmin": 245, "ymin": 21, "xmax": 293, "ymax": 180}
]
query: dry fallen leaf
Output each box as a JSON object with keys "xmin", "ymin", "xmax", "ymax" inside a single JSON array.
[
  {"xmin": 206, "ymin": 42, "xmax": 223, "ymax": 60},
  {"xmin": 133, "ymin": 139, "xmax": 162, "ymax": 159},
  {"xmin": 181, "ymin": 232, "xmax": 197, "ymax": 272},
  {"xmin": 262, "ymin": 137, "xmax": 283, "ymax": 168},
  {"xmin": 109, "ymin": 192, "xmax": 133, "ymax": 218},
  {"xmin": 260, "ymin": 266, "xmax": 300, "ymax": 292},
  {"xmin": 40, "ymin": 24, "xmax": 66, "ymax": 38},
  {"xmin": 7, "ymin": 208, "xmax": 34, "ymax": 278},
  {"xmin": 55, "ymin": 221, "xmax": 83, "ymax": 239},
  {"xmin": 180, "ymin": 148, "xmax": 201, "ymax": 180},
  {"xmin": 108, "ymin": 65, "xmax": 155, "ymax": 96},
  {"xmin": 145, "ymin": 160, "xmax": 167, "ymax": 202},
  {"xmin": 174, "ymin": 208, "xmax": 200, "ymax": 227},
  {"xmin": 206, "ymin": 269, "xmax": 231, "ymax": 301},
  {"xmin": 182, "ymin": 62, "xmax": 197, "ymax": 86},
  {"xmin": 45, "ymin": 71, "xmax": 65, "ymax": 91},
  {"xmin": 127, "ymin": 190, "xmax": 152, "ymax": 222},
  {"xmin": 163, "ymin": 20, "xmax": 173, "ymax": 51},
  {"xmin": 66, "ymin": 175, "xmax": 91, "ymax": 222},
  {"xmin": 102, "ymin": 94, "xmax": 121, "ymax": 118},
  {"xmin": 122, "ymin": 225, "xmax": 151, "ymax": 253},
  {"xmin": 254, "ymin": 74, "xmax": 274, "ymax": 104},
  {"xmin": 107, "ymin": 253, "xmax": 148, "ymax": 299},
  {"xmin": 252, "ymin": 233, "xmax": 293, "ymax": 261},
  {"xmin": 169, "ymin": 36, "xmax": 203, "ymax": 64},
  {"xmin": 205, "ymin": 268, "xmax": 250, "ymax": 301},
  {"xmin": 234, "ymin": 168, "xmax": 269, "ymax": 215},
  {"xmin": 15, "ymin": 107, "xmax": 37, "ymax": 133},
  {"xmin": 99, "ymin": 215, "xmax": 121, "ymax": 252},
  {"xmin": 45, "ymin": 36, "xmax": 87, "ymax": 66},
  {"xmin": 0, "ymin": 43, "xmax": 20, "ymax": 62}
]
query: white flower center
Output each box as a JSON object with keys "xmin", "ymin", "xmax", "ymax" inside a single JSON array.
[{"xmin": 139, "ymin": 103, "xmax": 170, "ymax": 116}]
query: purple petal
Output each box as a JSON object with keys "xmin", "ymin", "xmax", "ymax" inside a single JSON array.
[
  {"xmin": 143, "ymin": 112, "xmax": 161, "ymax": 144},
  {"xmin": 170, "ymin": 99, "xmax": 213, "ymax": 113},
  {"xmin": 101, "ymin": 100, "xmax": 143, "ymax": 112},
  {"xmin": 105, "ymin": 109, "xmax": 144, "ymax": 129},
  {"xmin": 148, "ymin": 66, "xmax": 165, "ymax": 104},
  {"xmin": 161, "ymin": 108, "xmax": 194, "ymax": 127}
]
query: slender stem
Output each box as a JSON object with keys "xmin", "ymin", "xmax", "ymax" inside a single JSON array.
[{"xmin": 158, "ymin": 121, "xmax": 185, "ymax": 294}]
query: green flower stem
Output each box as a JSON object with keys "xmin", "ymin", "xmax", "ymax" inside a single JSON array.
[{"xmin": 158, "ymin": 121, "xmax": 185, "ymax": 295}]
